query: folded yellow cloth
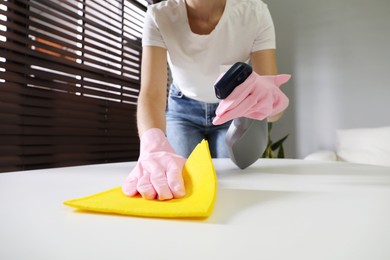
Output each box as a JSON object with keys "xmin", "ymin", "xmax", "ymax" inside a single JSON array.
[{"xmin": 64, "ymin": 140, "xmax": 217, "ymax": 218}]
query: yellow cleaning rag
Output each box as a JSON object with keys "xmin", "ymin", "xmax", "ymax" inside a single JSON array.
[{"xmin": 64, "ymin": 140, "xmax": 217, "ymax": 218}]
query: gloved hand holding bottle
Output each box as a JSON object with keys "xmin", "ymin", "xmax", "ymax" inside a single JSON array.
[
  {"xmin": 122, "ymin": 128, "xmax": 186, "ymax": 200},
  {"xmin": 213, "ymin": 71, "xmax": 291, "ymax": 125}
]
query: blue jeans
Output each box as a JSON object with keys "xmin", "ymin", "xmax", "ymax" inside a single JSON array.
[{"xmin": 166, "ymin": 84, "xmax": 231, "ymax": 158}]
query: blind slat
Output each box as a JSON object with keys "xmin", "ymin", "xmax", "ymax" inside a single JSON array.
[
  {"xmin": 1, "ymin": 30, "xmax": 141, "ymax": 78},
  {"xmin": 1, "ymin": 45, "xmax": 140, "ymax": 88},
  {"xmin": 0, "ymin": 82, "xmax": 139, "ymax": 114}
]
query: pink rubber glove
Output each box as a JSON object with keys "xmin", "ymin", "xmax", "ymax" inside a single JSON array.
[
  {"xmin": 122, "ymin": 128, "xmax": 186, "ymax": 200},
  {"xmin": 213, "ymin": 72, "xmax": 291, "ymax": 125}
]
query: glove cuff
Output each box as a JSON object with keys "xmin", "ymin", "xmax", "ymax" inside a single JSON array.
[{"xmin": 140, "ymin": 128, "xmax": 175, "ymax": 154}]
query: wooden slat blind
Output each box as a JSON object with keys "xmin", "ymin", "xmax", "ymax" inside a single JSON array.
[{"xmin": 0, "ymin": 0, "xmax": 147, "ymax": 172}]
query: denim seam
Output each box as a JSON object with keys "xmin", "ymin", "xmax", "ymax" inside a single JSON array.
[{"xmin": 205, "ymin": 103, "xmax": 211, "ymax": 126}]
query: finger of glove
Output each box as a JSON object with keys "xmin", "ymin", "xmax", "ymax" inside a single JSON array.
[
  {"xmin": 244, "ymin": 101, "xmax": 270, "ymax": 120},
  {"xmin": 213, "ymin": 109, "xmax": 242, "ymax": 125},
  {"xmin": 214, "ymin": 94, "xmax": 258, "ymax": 124},
  {"xmin": 137, "ymin": 170, "xmax": 157, "ymax": 200},
  {"xmin": 213, "ymin": 103, "xmax": 251, "ymax": 125},
  {"xmin": 212, "ymin": 115, "xmax": 224, "ymax": 125},
  {"xmin": 122, "ymin": 165, "xmax": 142, "ymax": 197},
  {"xmin": 244, "ymin": 95, "xmax": 274, "ymax": 119},
  {"xmin": 149, "ymin": 168, "xmax": 174, "ymax": 201},
  {"xmin": 215, "ymin": 83, "xmax": 254, "ymax": 116},
  {"xmin": 269, "ymin": 90, "xmax": 289, "ymax": 117},
  {"xmin": 166, "ymin": 158, "xmax": 186, "ymax": 199},
  {"xmin": 245, "ymin": 111, "xmax": 269, "ymax": 121}
]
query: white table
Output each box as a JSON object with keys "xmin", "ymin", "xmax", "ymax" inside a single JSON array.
[{"xmin": 1, "ymin": 159, "xmax": 390, "ymax": 260}]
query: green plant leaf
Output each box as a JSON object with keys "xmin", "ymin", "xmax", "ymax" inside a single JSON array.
[
  {"xmin": 261, "ymin": 123, "xmax": 289, "ymax": 159},
  {"xmin": 270, "ymin": 134, "xmax": 289, "ymax": 151},
  {"xmin": 277, "ymin": 145, "xmax": 285, "ymax": 158},
  {"xmin": 262, "ymin": 145, "xmax": 273, "ymax": 158}
]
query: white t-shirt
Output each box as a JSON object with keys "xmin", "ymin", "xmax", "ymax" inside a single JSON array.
[{"xmin": 142, "ymin": 0, "xmax": 276, "ymax": 103}]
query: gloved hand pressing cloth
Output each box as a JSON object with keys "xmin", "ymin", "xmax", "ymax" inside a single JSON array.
[{"xmin": 122, "ymin": 128, "xmax": 186, "ymax": 200}]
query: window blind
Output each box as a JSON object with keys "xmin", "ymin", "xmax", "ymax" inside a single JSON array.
[{"xmin": 0, "ymin": 0, "xmax": 147, "ymax": 172}]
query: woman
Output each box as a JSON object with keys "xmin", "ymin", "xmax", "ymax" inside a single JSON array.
[{"xmin": 122, "ymin": 0, "xmax": 289, "ymax": 200}]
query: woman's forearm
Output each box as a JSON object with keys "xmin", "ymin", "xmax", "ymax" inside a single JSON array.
[
  {"xmin": 137, "ymin": 46, "xmax": 168, "ymax": 137},
  {"xmin": 137, "ymin": 92, "xmax": 167, "ymax": 136}
]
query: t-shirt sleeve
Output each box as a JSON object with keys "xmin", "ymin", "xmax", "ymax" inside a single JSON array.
[
  {"xmin": 252, "ymin": 3, "xmax": 276, "ymax": 52},
  {"xmin": 142, "ymin": 7, "xmax": 167, "ymax": 49}
]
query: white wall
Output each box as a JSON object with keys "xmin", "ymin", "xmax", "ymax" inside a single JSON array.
[{"xmin": 266, "ymin": 0, "xmax": 390, "ymax": 158}]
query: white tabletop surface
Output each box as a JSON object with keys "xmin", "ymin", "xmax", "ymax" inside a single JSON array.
[{"xmin": 1, "ymin": 159, "xmax": 390, "ymax": 260}]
